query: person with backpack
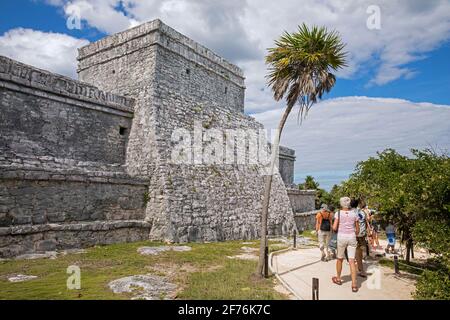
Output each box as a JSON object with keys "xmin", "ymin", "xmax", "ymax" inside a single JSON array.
[
  {"xmin": 328, "ymin": 206, "xmax": 338, "ymax": 259},
  {"xmin": 332, "ymin": 197, "xmax": 360, "ymax": 293},
  {"xmin": 353, "ymin": 199, "xmax": 369, "ymax": 278},
  {"xmin": 315, "ymin": 204, "xmax": 332, "ymax": 261}
]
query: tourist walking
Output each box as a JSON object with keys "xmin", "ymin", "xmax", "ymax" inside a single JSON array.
[
  {"xmin": 369, "ymin": 212, "xmax": 381, "ymax": 250},
  {"xmin": 316, "ymin": 204, "xmax": 332, "ymax": 261},
  {"xmin": 353, "ymin": 199, "xmax": 369, "ymax": 278},
  {"xmin": 385, "ymin": 222, "xmax": 396, "ymax": 254},
  {"xmin": 332, "ymin": 197, "xmax": 360, "ymax": 292},
  {"xmin": 362, "ymin": 206, "xmax": 372, "ymax": 256}
]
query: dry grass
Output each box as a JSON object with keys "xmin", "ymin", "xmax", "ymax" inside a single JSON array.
[{"xmin": 0, "ymin": 240, "xmax": 288, "ymax": 300}]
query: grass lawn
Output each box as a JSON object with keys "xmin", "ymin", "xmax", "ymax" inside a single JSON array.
[
  {"xmin": 0, "ymin": 240, "xmax": 289, "ymax": 300},
  {"xmin": 298, "ymin": 229, "xmax": 319, "ymax": 244}
]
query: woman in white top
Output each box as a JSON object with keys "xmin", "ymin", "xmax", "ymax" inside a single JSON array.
[{"xmin": 332, "ymin": 197, "xmax": 360, "ymax": 292}]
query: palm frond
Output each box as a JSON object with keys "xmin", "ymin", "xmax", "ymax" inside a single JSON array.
[{"xmin": 266, "ymin": 23, "xmax": 347, "ymax": 122}]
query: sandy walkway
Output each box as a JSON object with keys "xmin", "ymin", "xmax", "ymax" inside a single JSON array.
[{"xmin": 272, "ymin": 246, "xmax": 417, "ymax": 300}]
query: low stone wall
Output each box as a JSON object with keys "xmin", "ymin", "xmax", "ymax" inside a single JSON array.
[
  {"xmin": 0, "ymin": 56, "xmax": 151, "ymax": 258},
  {"xmin": 293, "ymin": 210, "xmax": 319, "ymax": 231},
  {"xmin": 0, "ymin": 56, "xmax": 134, "ymax": 165},
  {"xmin": 0, "ymin": 221, "xmax": 150, "ymax": 258},
  {"xmin": 287, "ymin": 189, "xmax": 316, "ymax": 213},
  {"xmin": 0, "ymin": 169, "xmax": 150, "ymax": 258}
]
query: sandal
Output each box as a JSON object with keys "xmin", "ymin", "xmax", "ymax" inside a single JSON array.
[
  {"xmin": 352, "ymin": 286, "xmax": 359, "ymax": 292},
  {"xmin": 332, "ymin": 276, "xmax": 342, "ymax": 285}
]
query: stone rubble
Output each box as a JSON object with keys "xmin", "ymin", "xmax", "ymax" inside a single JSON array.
[
  {"xmin": 8, "ymin": 274, "xmax": 38, "ymax": 282},
  {"xmin": 137, "ymin": 246, "xmax": 192, "ymax": 255},
  {"xmin": 227, "ymin": 254, "xmax": 258, "ymax": 261},
  {"xmin": 14, "ymin": 252, "xmax": 58, "ymax": 260},
  {"xmin": 108, "ymin": 274, "xmax": 177, "ymax": 300}
]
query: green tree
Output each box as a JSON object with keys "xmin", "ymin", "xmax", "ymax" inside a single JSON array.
[
  {"xmin": 257, "ymin": 24, "xmax": 347, "ymax": 277},
  {"xmin": 298, "ymin": 176, "xmax": 332, "ymax": 209},
  {"xmin": 339, "ymin": 149, "xmax": 449, "ymax": 261},
  {"xmin": 328, "ymin": 184, "xmax": 343, "ymax": 209},
  {"xmin": 298, "ymin": 175, "xmax": 319, "ymax": 190},
  {"xmin": 411, "ymin": 197, "xmax": 450, "ymax": 299},
  {"xmin": 325, "ymin": 148, "xmax": 450, "ymax": 298},
  {"xmin": 315, "ymin": 188, "xmax": 332, "ymax": 209}
]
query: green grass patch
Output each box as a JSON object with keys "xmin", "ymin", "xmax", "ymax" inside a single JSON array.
[
  {"xmin": 298, "ymin": 229, "xmax": 317, "ymax": 239},
  {"xmin": 0, "ymin": 240, "xmax": 287, "ymax": 300}
]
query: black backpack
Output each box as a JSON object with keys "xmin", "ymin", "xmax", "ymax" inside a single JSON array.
[{"xmin": 320, "ymin": 212, "xmax": 331, "ymax": 231}]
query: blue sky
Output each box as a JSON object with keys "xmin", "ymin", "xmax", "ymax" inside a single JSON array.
[
  {"xmin": 1, "ymin": 0, "xmax": 449, "ymax": 190},
  {"xmin": 327, "ymin": 43, "xmax": 450, "ymax": 105},
  {"xmin": 0, "ymin": 0, "xmax": 104, "ymax": 41},
  {"xmin": 1, "ymin": 0, "xmax": 449, "ymax": 106}
]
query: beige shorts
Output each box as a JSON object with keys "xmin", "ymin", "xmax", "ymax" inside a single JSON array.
[{"xmin": 337, "ymin": 237, "xmax": 357, "ymax": 259}]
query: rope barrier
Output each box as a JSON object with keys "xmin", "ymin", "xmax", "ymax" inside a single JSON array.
[{"xmin": 396, "ymin": 260, "xmax": 426, "ymax": 272}]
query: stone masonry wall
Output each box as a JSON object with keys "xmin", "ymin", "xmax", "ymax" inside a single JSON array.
[
  {"xmin": 0, "ymin": 56, "xmax": 150, "ymax": 258},
  {"xmin": 77, "ymin": 19, "xmax": 297, "ymax": 242},
  {"xmin": 278, "ymin": 146, "xmax": 296, "ymax": 187},
  {"xmin": 294, "ymin": 210, "xmax": 319, "ymax": 232},
  {"xmin": 287, "ymin": 189, "xmax": 316, "ymax": 213},
  {"xmin": 0, "ymin": 19, "xmax": 299, "ymax": 257}
]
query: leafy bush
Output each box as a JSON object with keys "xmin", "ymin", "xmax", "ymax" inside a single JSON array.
[{"xmin": 414, "ymin": 270, "xmax": 450, "ymax": 300}]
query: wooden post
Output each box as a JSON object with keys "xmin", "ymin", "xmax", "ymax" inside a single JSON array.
[
  {"xmin": 312, "ymin": 277, "xmax": 319, "ymax": 300},
  {"xmin": 394, "ymin": 255, "xmax": 400, "ymax": 274},
  {"xmin": 264, "ymin": 246, "xmax": 269, "ymax": 278},
  {"xmin": 293, "ymin": 230, "xmax": 297, "ymax": 248}
]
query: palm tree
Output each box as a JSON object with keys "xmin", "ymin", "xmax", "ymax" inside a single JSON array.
[
  {"xmin": 299, "ymin": 175, "xmax": 320, "ymax": 190},
  {"xmin": 257, "ymin": 24, "xmax": 347, "ymax": 277}
]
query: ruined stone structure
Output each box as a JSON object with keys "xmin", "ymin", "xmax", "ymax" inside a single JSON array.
[{"xmin": 0, "ymin": 20, "xmax": 314, "ymax": 258}]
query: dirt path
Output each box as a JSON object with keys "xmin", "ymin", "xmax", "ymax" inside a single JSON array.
[{"xmin": 272, "ymin": 246, "xmax": 417, "ymax": 300}]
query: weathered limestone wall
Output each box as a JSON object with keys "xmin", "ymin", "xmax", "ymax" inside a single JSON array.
[
  {"xmin": 78, "ymin": 19, "xmax": 296, "ymax": 242},
  {"xmin": 278, "ymin": 146, "xmax": 296, "ymax": 187},
  {"xmin": 294, "ymin": 210, "xmax": 319, "ymax": 232},
  {"xmin": 0, "ymin": 177, "xmax": 149, "ymax": 257},
  {"xmin": 0, "ymin": 19, "xmax": 299, "ymax": 257},
  {"xmin": 287, "ymin": 189, "xmax": 316, "ymax": 213},
  {"xmin": 0, "ymin": 56, "xmax": 150, "ymax": 258}
]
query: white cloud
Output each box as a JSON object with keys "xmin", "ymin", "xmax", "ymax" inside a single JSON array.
[
  {"xmin": 0, "ymin": 28, "xmax": 88, "ymax": 78},
  {"xmin": 63, "ymin": 0, "xmax": 139, "ymax": 34},
  {"xmin": 43, "ymin": 0, "xmax": 65, "ymax": 5},
  {"xmin": 54, "ymin": 0, "xmax": 260, "ymax": 61},
  {"xmin": 253, "ymin": 96, "xmax": 450, "ymax": 188},
  {"xmin": 45, "ymin": 0, "xmax": 450, "ymax": 113},
  {"xmin": 2, "ymin": 1, "xmax": 449, "ymax": 189}
]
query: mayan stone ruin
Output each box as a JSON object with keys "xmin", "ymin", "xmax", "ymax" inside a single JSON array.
[{"xmin": 0, "ymin": 19, "xmax": 315, "ymax": 258}]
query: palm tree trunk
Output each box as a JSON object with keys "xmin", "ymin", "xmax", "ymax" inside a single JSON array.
[{"xmin": 257, "ymin": 104, "xmax": 294, "ymax": 277}]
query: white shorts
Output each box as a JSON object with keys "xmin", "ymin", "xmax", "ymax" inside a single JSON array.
[{"xmin": 337, "ymin": 236, "xmax": 357, "ymax": 259}]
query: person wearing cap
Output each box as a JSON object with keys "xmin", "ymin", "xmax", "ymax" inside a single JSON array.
[{"xmin": 316, "ymin": 203, "xmax": 332, "ymax": 261}]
